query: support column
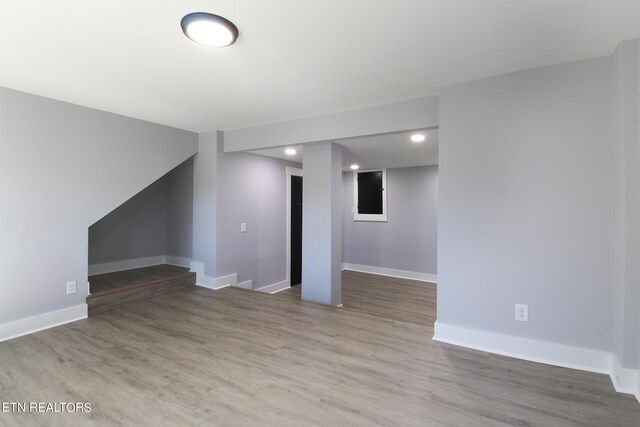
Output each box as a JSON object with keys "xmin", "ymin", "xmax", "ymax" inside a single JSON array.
[
  {"xmin": 613, "ymin": 39, "xmax": 640, "ymax": 378},
  {"xmin": 301, "ymin": 142, "xmax": 342, "ymax": 306},
  {"xmin": 191, "ymin": 131, "xmax": 222, "ymax": 287}
]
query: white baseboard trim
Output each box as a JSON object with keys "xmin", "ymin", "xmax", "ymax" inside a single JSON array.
[
  {"xmin": 434, "ymin": 321, "xmax": 640, "ymax": 403},
  {"xmin": 215, "ymin": 274, "xmax": 238, "ymax": 289},
  {"xmin": 189, "ymin": 262, "xmax": 237, "ymax": 290},
  {"xmin": 255, "ymin": 280, "xmax": 290, "ymax": 294},
  {"xmin": 341, "ymin": 263, "xmax": 437, "ymax": 284},
  {"xmin": 89, "ymin": 256, "xmax": 167, "ymax": 276},
  {"xmin": 190, "ymin": 261, "xmax": 212, "ymax": 289},
  {"xmin": 433, "ymin": 321, "xmax": 611, "ymax": 375},
  {"xmin": 196, "ymin": 275, "xmax": 238, "ymax": 291},
  {"xmin": 195, "ymin": 280, "xmax": 220, "ymax": 290},
  {"xmin": 165, "ymin": 256, "xmax": 192, "ymax": 269},
  {"xmin": 610, "ymin": 353, "xmax": 640, "ymax": 401},
  {"xmin": 0, "ymin": 304, "xmax": 87, "ymax": 343},
  {"xmin": 234, "ymin": 280, "xmax": 253, "ymax": 290},
  {"xmin": 89, "ymin": 255, "xmax": 193, "ymax": 276}
]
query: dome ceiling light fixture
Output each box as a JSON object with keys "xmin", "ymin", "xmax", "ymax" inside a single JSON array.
[{"xmin": 181, "ymin": 12, "xmax": 239, "ymax": 48}]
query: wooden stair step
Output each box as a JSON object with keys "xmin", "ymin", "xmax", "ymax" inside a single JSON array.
[{"xmin": 87, "ymin": 265, "xmax": 196, "ymax": 316}]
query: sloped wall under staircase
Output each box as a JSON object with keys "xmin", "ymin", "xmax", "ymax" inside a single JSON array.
[{"xmin": 0, "ymin": 86, "xmax": 198, "ymax": 331}]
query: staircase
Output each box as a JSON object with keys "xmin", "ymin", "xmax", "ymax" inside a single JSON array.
[{"xmin": 87, "ymin": 265, "xmax": 196, "ymax": 315}]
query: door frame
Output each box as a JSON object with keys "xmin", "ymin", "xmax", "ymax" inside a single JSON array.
[{"xmin": 286, "ymin": 166, "xmax": 303, "ymax": 287}]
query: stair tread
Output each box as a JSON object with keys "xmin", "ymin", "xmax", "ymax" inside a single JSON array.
[{"xmin": 86, "ymin": 264, "xmax": 196, "ymax": 315}]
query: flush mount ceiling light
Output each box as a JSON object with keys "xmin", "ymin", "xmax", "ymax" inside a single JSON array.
[
  {"xmin": 285, "ymin": 148, "xmax": 297, "ymax": 156},
  {"xmin": 350, "ymin": 164, "xmax": 360, "ymax": 170},
  {"xmin": 181, "ymin": 12, "xmax": 239, "ymax": 47},
  {"xmin": 411, "ymin": 133, "xmax": 426, "ymax": 143}
]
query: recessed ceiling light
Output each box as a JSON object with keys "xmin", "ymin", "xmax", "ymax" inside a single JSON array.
[
  {"xmin": 350, "ymin": 164, "xmax": 360, "ymax": 170},
  {"xmin": 285, "ymin": 148, "xmax": 297, "ymax": 156},
  {"xmin": 181, "ymin": 12, "xmax": 239, "ymax": 48},
  {"xmin": 411, "ymin": 133, "xmax": 426, "ymax": 143}
]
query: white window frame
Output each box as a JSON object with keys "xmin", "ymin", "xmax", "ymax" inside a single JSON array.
[{"xmin": 353, "ymin": 168, "xmax": 387, "ymax": 222}]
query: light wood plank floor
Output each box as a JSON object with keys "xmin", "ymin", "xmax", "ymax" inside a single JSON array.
[{"xmin": 1, "ymin": 271, "xmax": 638, "ymax": 426}]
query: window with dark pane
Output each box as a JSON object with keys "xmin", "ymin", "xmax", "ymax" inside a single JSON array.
[{"xmin": 357, "ymin": 171, "xmax": 384, "ymax": 214}]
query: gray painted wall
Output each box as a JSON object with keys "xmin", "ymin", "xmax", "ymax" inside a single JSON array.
[
  {"xmin": 224, "ymin": 96, "xmax": 439, "ymax": 152},
  {"xmin": 216, "ymin": 151, "xmax": 300, "ymax": 288},
  {"xmin": 0, "ymin": 86, "xmax": 197, "ymax": 324},
  {"xmin": 89, "ymin": 174, "xmax": 168, "ymax": 264},
  {"xmin": 438, "ymin": 56, "xmax": 615, "ymax": 351},
  {"xmin": 613, "ymin": 39, "xmax": 640, "ymax": 370},
  {"xmin": 88, "ymin": 157, "xmax": 194, "ymax": 265},
  {"xmin": 343, "ymin": 166, "xmax": 438, "ymax": 275},
  {"xmin": 167, "ymin": 158, "xmax": 194, "ymax": 259}
]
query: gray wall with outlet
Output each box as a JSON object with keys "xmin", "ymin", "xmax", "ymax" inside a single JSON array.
[
  {"xmin": 437, "ymin": 55, "xmax": 615, "ymax": 351},
  {"xmin": 216, "ymin": 151, "xmax": 301, "ymax": 288},
  {"xmin": 342, "ymin": 166, "xmax": 438, "ymax": 275},
  {"xmin": 88, "ymin": 157, "xmax": 194, "ymax": 265},
  {"xmin": 0, "ymin": 85, "xmax": 198, "ymax": 325}
]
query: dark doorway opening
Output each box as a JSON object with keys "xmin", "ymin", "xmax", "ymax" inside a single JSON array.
[{"xmin": 290, "ymin": 175, "xmax": 303, "ymax": 286}]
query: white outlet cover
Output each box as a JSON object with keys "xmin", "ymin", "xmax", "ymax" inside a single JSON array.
[
  {"xmin": 515, "ymin": 304, "xmax": 528, "ymax": 322},
  {"xmin": 66, "ymin": 281, "xmax": 77, "ymax": 295}
]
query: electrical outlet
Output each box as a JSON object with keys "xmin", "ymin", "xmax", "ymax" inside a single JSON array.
[
  {"xmin": 66, "ymin": 281, "xmax": 77, "ymax": 295},
  {"xmin": 515, "ymin": 304, "xmax": 528, "ymax": 322},
  {"xmin": 241, "ymin": 222, "xmax": 247, "ymax": 233}
]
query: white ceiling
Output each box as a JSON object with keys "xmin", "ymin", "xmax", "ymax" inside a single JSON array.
[
  {"xmin": 250, "ymin": 129, "xmax": 439, "ymax": 171},
  {"xmin": 2, "ymin": 1, "xmax": 640, "ymax": 132}
]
